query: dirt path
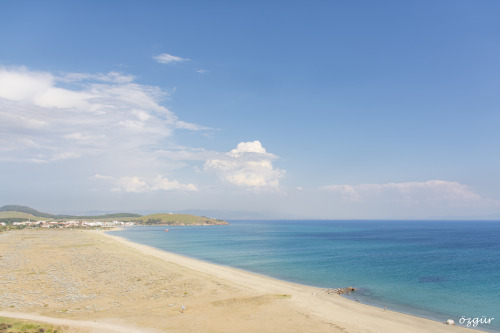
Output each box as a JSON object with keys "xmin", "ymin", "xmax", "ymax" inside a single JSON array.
[{"xmin": 0, "ymin": 311, "xmax": 155, "ymax": 333}]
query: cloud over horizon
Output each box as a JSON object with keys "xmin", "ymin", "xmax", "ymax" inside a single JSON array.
[
  {"xmin": 323, "ymin": 180, "xmax": 500, "ymax": 208},
  {"xmin": 204, "ymin": 141, "xmax": 285, "ymax": 190}
]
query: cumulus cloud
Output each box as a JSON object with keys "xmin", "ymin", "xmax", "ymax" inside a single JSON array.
[
  {"xmin": 323, "ymin": 180, "xmax": 499, "ymax": 207},
  {"xmin": 153, "ymin": 53, "xmax": 188, "ymax": 64},
  {"xmin": 0, "ymin": 67, "xmax": 205, "ymax": 164},
  {"xmin": 229, "ymin": 141, "xmax": 267, "ymax": 155},
  {"xmin": 204, "ymin": 141, "xmax": 285, "ymax": 190}
]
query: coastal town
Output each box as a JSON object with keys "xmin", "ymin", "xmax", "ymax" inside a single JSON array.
[{"xmin": 1, "ymin": 219, "xmax": 135, "ymax": 228}]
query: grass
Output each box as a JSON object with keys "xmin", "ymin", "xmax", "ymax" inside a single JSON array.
[
  {"xmin": 0, "ymin": 211, "xmax": 54, "ymax": 221},
  {"xmin": 0, "ymin": 317, "xmax": 65, "ymax": 333},
  {"xmin": 0, "ymin": 225, "xmax": 27, "ymax": 233}
]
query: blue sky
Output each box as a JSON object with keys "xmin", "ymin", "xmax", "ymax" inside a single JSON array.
[{"xmin": 1, "ymin": 1, "xmax": 500, "ymax": 219}]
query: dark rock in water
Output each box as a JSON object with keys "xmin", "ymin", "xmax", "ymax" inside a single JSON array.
[
  {"xmin": 418, "ymin": 276, "xmax": 449, "ymax": 283},
  {"xmin": 324, "ymin": 287, "xmax": 357, "ymax": 295}
]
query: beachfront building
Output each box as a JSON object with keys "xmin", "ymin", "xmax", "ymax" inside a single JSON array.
[
  {"xmin": 9, "ymin": 220, "xmax": 135, "ymax": 228},
  {"xmin": 81, "ymin": 220, "xmax": 135, "ymax": 227}
]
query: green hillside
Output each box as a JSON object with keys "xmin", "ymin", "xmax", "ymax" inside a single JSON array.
[
  {"xmin": 60, "ymin": 212, "xmax": 142, "ymax": 220},
  {"xmin": 131, "ymin": 213, "xmax": 228, "ymax": 225},
  {"xmin": 0, "ymin": 205, "xmax": 55, "ymax": 218},
  {"xmin": 0, "ymin": 211, "xmax": 54, "ymax": 224},
  {"xmin": 0, "ymin": 211, "xmax": 52, "ymax": 221},
  {"xmin": 0, "ymin": 205, "xmax": 228, "ymax": 226}
]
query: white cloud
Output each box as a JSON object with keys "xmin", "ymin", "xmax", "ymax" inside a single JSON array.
[
  {"xmin": 323, "ymin": 180, "xmax": 499, "ymax": 207},
  {"xmin": 155, "ymin": 146, "xmax": 212, "ymax": 161},
  {"xmin": 153, "ymin": 53, "xmax": 188, "ymax": 64},
  {"xmin": 92, "ymin": 174, "xmax": 113, "ymax": 180},
  {"xmin": 229, "ymin": 141, "xmax": 268, "ymax": 156},
  {"xmin": 113, "ymin": 176, "xmax": 150, "ymax": 193},
  {"xmin": 0, "ymin": 67, "xmax": 205, "ymax": 164},
  {"xmin": 0, "ymin": 66, "xmax": 211, "ymax": 195},
  {"xmin": 50, "ymin": 151, "xmax": 81, "ymax": 161},
  {"xmin": 204, "ymin": 141, "xmax": 285, "ymax": 190},
  {"xmin": 197, "ymin": 69, "xmax": 208, "ymax": 74},
  {"xmin": 0, "ymin": 69, "xmax": 50, "ymax": 101},
  {"xmin": 150, "ymin": 175, "xmax": 198, "ymax": 191},
  {"xmin": 106, "ymin": 175, "xmax": 197, "ymax": 193},
  {"xmin": 59, "ymin": 71, "xmax": 135, "ymax": 83}
]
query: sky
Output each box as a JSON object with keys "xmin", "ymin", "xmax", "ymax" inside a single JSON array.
[{"xmin": 1, "ymin": 1, "xmax": 500, "ymax": 219}]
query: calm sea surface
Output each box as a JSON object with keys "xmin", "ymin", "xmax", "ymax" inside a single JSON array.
[{"xmin": 110, "ymin": 220, "xmax": 500, "ymax": 331}]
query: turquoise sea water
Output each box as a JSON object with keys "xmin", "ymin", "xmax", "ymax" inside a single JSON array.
[{"xmin": 110, "ymin": 220, "xmax": 500, "ymax": 332}]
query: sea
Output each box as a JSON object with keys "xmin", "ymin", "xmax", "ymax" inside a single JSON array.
[{"xmin": 109, "ymin": 220, "xmax": 500, "ymax": 332}]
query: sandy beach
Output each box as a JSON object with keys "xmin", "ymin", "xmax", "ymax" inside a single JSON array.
[{"xmin": 0, "ymin": 229, "xmax": 476, "ymax": 333}]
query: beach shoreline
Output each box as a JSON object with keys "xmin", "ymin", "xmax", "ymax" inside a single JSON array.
[
  {"xmin": 0, "ymin": 229, "xmax": 483, "ymax": 332},
  {"xmin": 103, "ymin": 230, "xmax": 485, "ymax": 332}
]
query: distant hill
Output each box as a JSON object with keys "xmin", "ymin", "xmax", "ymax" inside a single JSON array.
[
  {"xmin": 0, "ymin": 205, "xmax": 227, "ymax": 225},
  {"xmin": 0, "ymin": 205, "xmax": 55, "ymax": 218},
  {"xmin": 0, "ymin": 211, "xmax": 53, "ymax": 220},
  {"xmin": 131, "ymin": 213, "xmax": 228, "ymax": 225},
  {"xmin": 0, "ymin": 211, "xmax": 56, "ymax": 224},
  {"xmin": 57, "ymin": 212, "xmax": 143, "ymax": 219},
  {"xmin": 0, "ymin": 205, "xmax": 141, "ymax": 220}
]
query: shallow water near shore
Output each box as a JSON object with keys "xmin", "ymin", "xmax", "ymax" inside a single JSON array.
[{"xmin": 110, "ymin": 220, "xmax": 500, "ymax": 332}]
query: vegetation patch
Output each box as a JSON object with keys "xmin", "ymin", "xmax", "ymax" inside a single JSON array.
[
  {"xmin": 0, "ymin": 317, "xmax": 64, "ymax": 333},
  {"xmin": 0, "ymin": 225, "xmax": 28, "ymax": 233}
]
